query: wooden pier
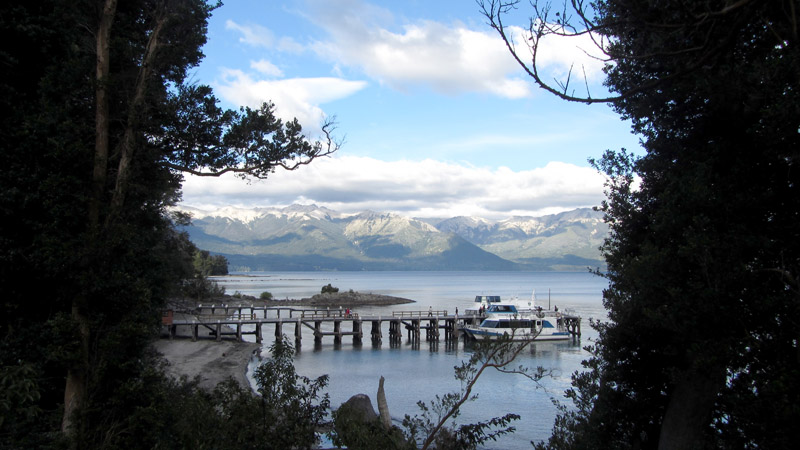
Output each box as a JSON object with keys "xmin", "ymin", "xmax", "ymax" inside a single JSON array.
[{"xmin": 162, "ymin": 305, "xmax": 581, "ymax": 346}]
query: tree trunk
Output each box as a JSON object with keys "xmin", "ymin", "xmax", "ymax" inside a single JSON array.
[
  {"xmin": 658, "ymin": 368, "xmax": 722, "ymax": 450},
  {"xmin": 109, "ymin": 7, "xmax": 167, "ymax": 219},
  {"xmin": 62, "ymin": 0, "xmax": 117, "ymax": 436}
]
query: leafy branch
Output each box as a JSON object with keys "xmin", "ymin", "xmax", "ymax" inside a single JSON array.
[{"xmin": 404, "ymin": 331, "xmax": 554, "ymax": 449}]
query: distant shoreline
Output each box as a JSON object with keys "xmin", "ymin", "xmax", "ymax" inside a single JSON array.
[{"xmin": 211, "ymin": 291, "xmax": 416, "ymax": 308}]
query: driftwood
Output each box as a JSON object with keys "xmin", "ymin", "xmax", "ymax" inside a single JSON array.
[{"xmin": 378, "ymin": 376, "xmax": 391, "ymax": 430}]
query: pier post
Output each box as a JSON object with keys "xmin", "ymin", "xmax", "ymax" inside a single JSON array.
[
  {"xmin": 334, "ymin": 320, "xmax": 342, "ymax": 344},
  {"xmin": 215, "ymin": 322, "xmax": 221, "ymax": 342},
  {"xmin": 236, "ymin": 323, "xmax": 242, "ymax": 341},
  {"xmin": 314, "ymin": 321, "xmax": 322, "ymax": 344},
  {"xmin": 255, "ymin": 323, "xmax": 262, "ymax": 344},
  {"xmin": 371, "ymin": 320, "xmax": 382, "ymax": 343},
  {"xmin": 275, "ymin": 320, "xmax": 283, "ymax": 339},
  {"xmin": 192, "ymin": 323, "xmax": 198, "ymax": 342},
  {"xmin": 353, "ymin": 319, "xmax": 362, "ymax": 344},
  {"xmin": 412, "ymin": 319, "xmax": 420, "ymax": 343},
  {"xmin": 389, "ymin": 320, "xmax": 400, "ymax": 343},
  {"xmin": 295, "ymin": 320, "xmax": 302, "ymax": 346}
]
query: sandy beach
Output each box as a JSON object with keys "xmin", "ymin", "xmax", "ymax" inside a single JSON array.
[{"xmin": 153, "ymin": 331, "xmax": 261, "ymax": 391}]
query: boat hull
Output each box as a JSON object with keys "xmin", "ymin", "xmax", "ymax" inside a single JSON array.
[{"xmin": 462, "ymin": 327, "xmax": 571, "ymax": 341}]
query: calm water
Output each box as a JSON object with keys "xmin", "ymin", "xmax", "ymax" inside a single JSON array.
[{"xmin": 214, "ymin": 271, "xmax": 607, "ymax": 449}]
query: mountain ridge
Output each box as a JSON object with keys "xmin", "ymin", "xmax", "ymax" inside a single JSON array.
[{"xmin": 177, "ymin": 204, "xmax": 608, "ymax": 271}]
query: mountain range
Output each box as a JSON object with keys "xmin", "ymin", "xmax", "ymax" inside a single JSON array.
[{"xmin": 177, "ymin": 204, "xmax": 608, "ymax": 271}]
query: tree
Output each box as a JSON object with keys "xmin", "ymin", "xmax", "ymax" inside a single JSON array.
[
  {"xmin": 481, "ymin": 0, "xmax": 800, "ymax": 448},
  {"xmin": 193, "ymin": 249, "xmax": 229, "ymax": 276},
  {"xmin": 397, "ymin": 335, "xmax": 555, "ymax": 450},
  {"xmin": 253, "ymin": 336, "xmax": 330, "ymax": 449},
  {"xmin": 0, "ymin": 0, "xmax": 338, "ymax": 445},
  {"xmin": 322, "ymin": 283, "xmax": 340, "ymax": 294}
]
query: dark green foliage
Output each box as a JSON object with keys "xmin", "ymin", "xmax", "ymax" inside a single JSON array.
[
  {"xmin": 182, "ymin": 274, "xmax": 226, "ymax": 299},
  {"xmin": 0, "ymin": 0, "xmax": 335, "ymax": 447},
  {"xmin": 193, "ymin": 249, "xmax": 229, "ymax": 276},
  {"xmin": 321, "ymin": 283, "xmax": 340, "ymax": 294},
  {"xmin": 252, "ymin": 336, "xmax": 331, "ymax": 449},
  {"xmin": 259, "ymin": 291, "xmax": 273, "ymax": 300},
  {"xmin": 484, "ymin": 0, "xmax": 800, "ymax": 448}
]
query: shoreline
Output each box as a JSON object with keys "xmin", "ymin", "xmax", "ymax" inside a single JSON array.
[
  {"xmin": 154, "ymin": 291, "xmax": 413, "ymax": 391},
  {"xmin": 152, "ymin": 292, "xmax": 414, "ymax": 390},
  {"xmin": 154, "ymin": 314, "xmax": 261, "ymax": 391},
  {"xmin": 153, "ymin": 333, "xmax": 260, "ymax": 391}
]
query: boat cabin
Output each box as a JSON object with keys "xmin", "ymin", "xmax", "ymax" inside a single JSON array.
[{"xmin": 486, "ymin": 304, "xmax": 519, "ymax": 314}]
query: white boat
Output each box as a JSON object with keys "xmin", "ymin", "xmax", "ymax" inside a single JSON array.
[
  {"xmin": 462, "ymin": 292, "xmax": 574, "ymax": 341},
  {"xmin": 464, "ymin": 295, "xmax": 502, "ymax": 316}
]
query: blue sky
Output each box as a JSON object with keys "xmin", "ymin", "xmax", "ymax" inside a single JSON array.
[{"xmin": 180, "ymin": 0, "xmax": 642, "ymax": 219}]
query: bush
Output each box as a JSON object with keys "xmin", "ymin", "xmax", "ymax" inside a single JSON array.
[
  {"xmin": 321, "ymin": 283, "xmax": 339, "ymax": 294},
  {"xmin": 259, "ymin": 291, "xmax": 273, "ymax": 300},
  {"xmin": 182, "ymin": 275, "xmax": 225, "ymax": 299}
]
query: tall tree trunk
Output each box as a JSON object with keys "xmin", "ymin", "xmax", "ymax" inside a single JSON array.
[
  {"xmin": 62, "ymin": 0, "xmax": 117, "ymax": 436},
  {"xmin": 108, "ymin": 6, "xmax": 167, "ymax": 219}
]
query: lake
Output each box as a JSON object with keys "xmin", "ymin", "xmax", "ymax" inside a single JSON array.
[{"xmin": 214, "ymin": 271, "xmax": 607, "ymax": 449}]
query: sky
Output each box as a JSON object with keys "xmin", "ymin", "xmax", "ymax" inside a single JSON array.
[{"xmin": 180, "ymin": 0, "xmax": 643, "ymax": 219}]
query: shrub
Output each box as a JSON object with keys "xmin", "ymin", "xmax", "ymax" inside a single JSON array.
[
  {"xmin": 182, "ymin": 275, "xmax": 225, "ymax": 299},
  {"xmin": 321, "ymin": 283, "xmax": 339, "ymax": 294},
  {"xmin": 259, "ymin": 291, "xmax": 273, "ymax": 300}
]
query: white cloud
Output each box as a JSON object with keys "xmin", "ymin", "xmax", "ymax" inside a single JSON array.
[
  {"xmin": 250, "ymin": 59, "xmax": 284, "ymax": 77},
  {"xmin": 225, "ymin": 20, "xmax": 275, "ymax": 48},
  {"xmin": 214, "ymin": 69, "xmax": 367, "ymax": 135},
  {"xmin": 302, "ymin": 0, "xmax": 532, "ymax": 98},
  {"xmin": 180, "ymin": 156, "xmax": 606, "ymax": 219},
  {"xmin": 292, "ymin": 0, "xmax": 610, "ymax": 98}
]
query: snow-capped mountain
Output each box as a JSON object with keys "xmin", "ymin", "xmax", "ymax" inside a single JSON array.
[{"xmin": 177, "ymin": 204, "xmax": 607, "ymax": 271}]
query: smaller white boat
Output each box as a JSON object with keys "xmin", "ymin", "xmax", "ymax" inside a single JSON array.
[{"xmin": 464, "ymin": 295, "xmax": 501, "ymax": 316}]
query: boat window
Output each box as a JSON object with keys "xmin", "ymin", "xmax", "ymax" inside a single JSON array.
[
  {"xmin": 488, "ymin": 305, "xmax": 515, "ymax": 313},
  {"xmin": 542, "ymin": 320, "xmax": 555, "ymax": 328},
  {"xmin": 506, "ymin": 320, "xmax": 532, "ymax": 328}
]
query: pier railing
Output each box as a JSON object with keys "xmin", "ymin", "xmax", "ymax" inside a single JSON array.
[{"xmin": 392, "ymin": 310, "xmax": 448, "ymax": 318}]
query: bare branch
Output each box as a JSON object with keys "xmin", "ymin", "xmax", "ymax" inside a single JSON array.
[{"xmin": 477, "ymin": 0, "xmax": 767, "ymax": 104}]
